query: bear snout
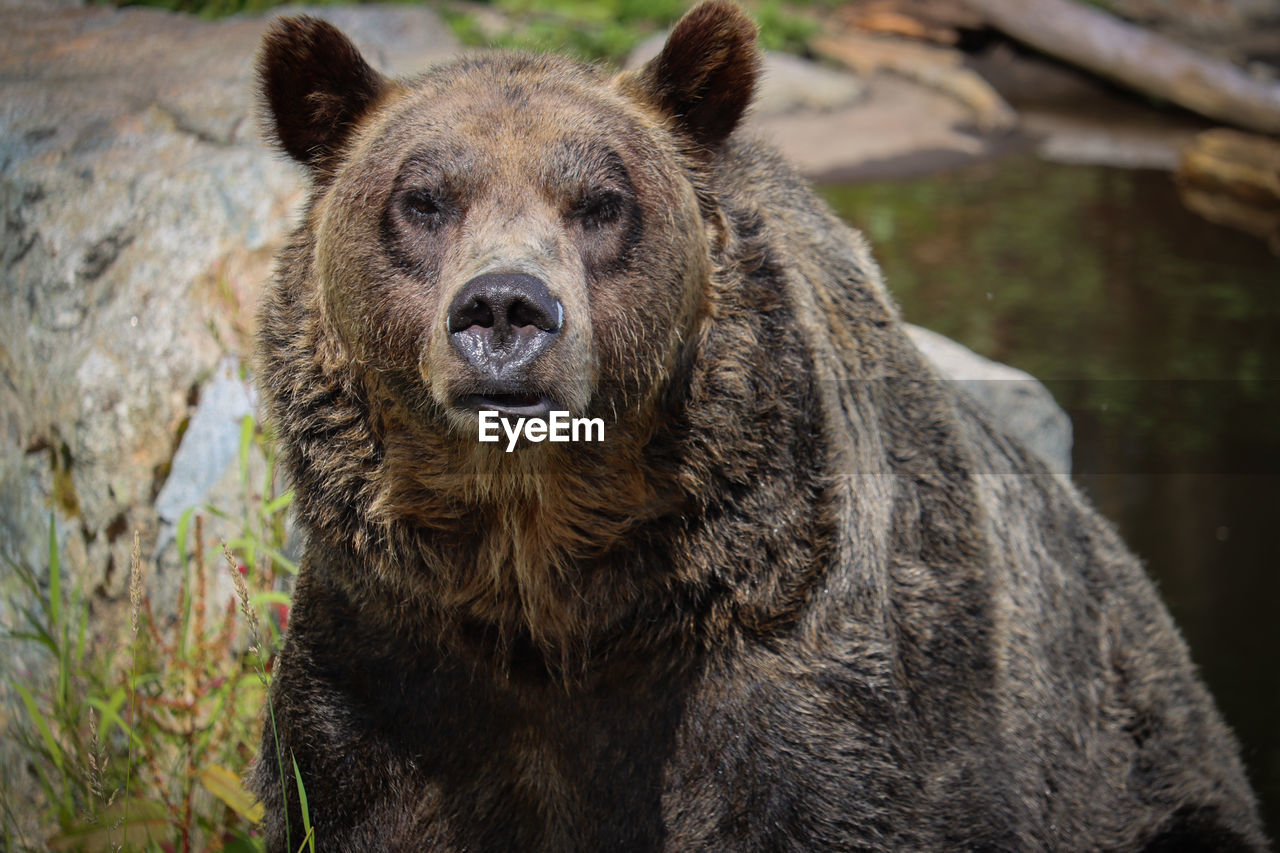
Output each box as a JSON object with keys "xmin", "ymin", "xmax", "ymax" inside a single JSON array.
[
  {"xmin": 446, "ymin": 272, "xmax": 564, "ymax": 417},
  {"xmin": 447, "ymin": 272, "xmax": 562, "ymax": 367}
]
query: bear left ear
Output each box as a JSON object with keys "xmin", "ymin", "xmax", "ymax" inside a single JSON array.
[
  {"xmin": 625, "ymin": 0, "xmax": 760, "ymax": 153},
  {"xmin": 257, "ymin": 16, "xmax": 391, "ymax": 176}
]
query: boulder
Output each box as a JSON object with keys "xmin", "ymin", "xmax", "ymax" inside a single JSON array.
[
  {"xmin": 906, "ymin": 324, "xmax": 1072, "ymax": 473},
  {"xmin": 0, "ymin": 3, "xmax": 457, "ymax": 827},
  {"xmin": 0, "ymin": 1, "xmax": 458, "ymax": 603}
]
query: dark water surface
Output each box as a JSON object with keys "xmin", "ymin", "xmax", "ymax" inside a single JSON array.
[{"xmin": 821, "ymin": 158, "xmax": 1280, "ymax": 836}]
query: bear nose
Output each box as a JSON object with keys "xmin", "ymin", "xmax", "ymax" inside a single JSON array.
[{"xmin": 446, "ymin": 273, "xmax": 562, "ymax": 378}]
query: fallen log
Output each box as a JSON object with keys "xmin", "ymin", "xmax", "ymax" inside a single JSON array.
[
  {"xmin": 961, "ymin": 0, "xmax": 1280, "ymax": 134},
  {"xmin": 1177, "ymin": 128, "xmax": 1280, "ymax": 253},
  {"xmin": 1180, "ymin": 128, "xmax": 1280, "ymax": 205}
]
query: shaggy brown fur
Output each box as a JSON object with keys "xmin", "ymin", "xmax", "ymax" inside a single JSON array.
[{"xmin": 251, "ymin": 3, "xmax": 1267, "ymax": 850}]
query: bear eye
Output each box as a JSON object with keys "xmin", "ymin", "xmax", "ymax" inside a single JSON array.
[
  {"xmin": 401, "ymin": 188, "xmax": 449, "ymax": 229},
  {"xmin": 572, "ymin": 190, "xmax": 625, "ymax": 230}
]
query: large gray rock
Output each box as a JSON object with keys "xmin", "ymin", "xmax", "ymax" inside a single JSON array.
[
  {"xmin": 0, "ymin": 2, "xmax": 458, "ymax": 599},
  {"xmin": 0, "ymin": 3, "xmax": 457, "ymax": 829},
  {"xmin": 153, "ymin": 356, "xmax": 255, "ymax": 532},
  {"xmin": 905, "ymin": 324, "xmax": 1072, "ymax": 474}
]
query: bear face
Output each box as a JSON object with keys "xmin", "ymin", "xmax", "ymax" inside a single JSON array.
[
  {"xmin": 318, "ymin": 62, "xmax": 699, "ymax": 430},
  {"xmin": 260, "ymin": 9, "xmax": 757, "ymax": 454}
]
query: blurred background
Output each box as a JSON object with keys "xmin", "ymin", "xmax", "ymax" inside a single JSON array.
[{"xmin": 1, "ymin": 0, "xmax": 1277, "ymax": 848}]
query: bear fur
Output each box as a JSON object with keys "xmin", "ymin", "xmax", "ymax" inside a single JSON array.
[{"xmin": 251, "ymin": 3, "xmax": 1266, "ymax": 850}]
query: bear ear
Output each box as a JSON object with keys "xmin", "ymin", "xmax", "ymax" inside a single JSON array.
[
  {"xmin": 257, "ymin": 16, "xmax": 390, "ymax": 175},
  {"xmin": 628, "ymin": 0, "xmax": 760, "ymax": 153}
]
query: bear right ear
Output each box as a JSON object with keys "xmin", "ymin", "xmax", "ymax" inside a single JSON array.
[
  {"xmin": 624, "ymin": 1, "xmax": 760, "ymax": 154},
  {"xmin": 257, "ymin": 16, "xmax": 390, "ymax": 175}
]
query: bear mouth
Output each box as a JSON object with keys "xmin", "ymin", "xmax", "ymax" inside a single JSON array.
[{"xmin": 459, "ymin": 392, "xmax": 556, "ymax": 420}]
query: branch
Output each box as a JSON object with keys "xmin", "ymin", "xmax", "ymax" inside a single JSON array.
[{"xmin": 962, "ymin": 0, "xmax": 1280, "ymax": 134}]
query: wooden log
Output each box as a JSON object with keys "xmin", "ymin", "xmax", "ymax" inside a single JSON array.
[
  {"xmin": 1179, "ymin": 128, "xmax": 1280, "ymax": 206},
  {"xmin": 836, "ymin": 0, "xmax": 988, "ymax": 38},
  {"xmin": 961, "ymin": 0, "xmax": 1280, "ymax": 134},
  {"xmin": 1176, "ymin": 128, "xmax": 1280, "ymax": 253}
]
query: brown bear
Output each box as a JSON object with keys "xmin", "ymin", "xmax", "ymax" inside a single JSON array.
[{"xmin": 251, "ymin": 3, "xmax": 1266, "ymax": 850}]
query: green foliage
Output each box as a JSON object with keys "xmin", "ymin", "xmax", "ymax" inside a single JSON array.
[
  {"xmin": 445, "ymin": 0, "xmax": 686, "ymax": 62},
  {"xmin": 3, "ymin": 418, "xmax": 300, "ymax": 851},
  {"xmin": 5, "ymin": 519, "xmax": 93, "ymax": 833},
  {"xmin": 113, "ymin": 0, "xmax": 350, "ymax": 18},
  {"xmin": 448, "ymin": 0, "xmax": 821, "ymax": 62},
  {"xmin": 290, "ymin": 754, "xmax": 315, "ymax": 853},
  {"xmin": 750, "ymin": 0, "xmax": 819, "ymax": 54},
  {"xmin": 110, "ymin": 0, "xmax": 825, "ymax": 63}
]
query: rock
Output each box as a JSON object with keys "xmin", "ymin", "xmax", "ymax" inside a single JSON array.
[
  {"xmin": 811, "ymin": 32, "xmax": 1017, "ymax": 133},
  {"xmin": 0, "ymin": 1, "xmax": 458, "ymax": 603},
  {"xmin": 1025, "ymin": 111, "xmax": 1201, "ymax": 170},
  {"xmin": 637, "ymin": 33, "xmax": 997, "ymax": 179},
  {"xmin": 753, "ymin": 51, "xmax": 869, "ymax": 116},
  {"xmin": 754, "ymin": 74, "xmax": 990, "ymax": 179},
  {"xmin": 153, "ymin": 355, "xmax": 255, "ymax": 534},
  {"xmin": 277, "ymin": 4, "xmax": 461, "ymax": 77},
  {"xmin": 905, "ymin": 324, "xmax": 1073, "ymax": 473},
  {"xmin": 0, "ymin": 3, "xmax": 457, "ymax": 827}
]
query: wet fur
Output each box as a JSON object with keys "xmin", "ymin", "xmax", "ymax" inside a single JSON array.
[{"xmin": 251, "ymin": 3, "xmax": 1267, "ymax": 850}]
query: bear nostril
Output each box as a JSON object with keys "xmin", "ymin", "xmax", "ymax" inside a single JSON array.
[
  {"xmin": 449, "ymin": 297, "xmax": 494, "ymax": 332},
  {"xmin": 508, "ymin": 297, "xmax": 558, "ymax": 332}
]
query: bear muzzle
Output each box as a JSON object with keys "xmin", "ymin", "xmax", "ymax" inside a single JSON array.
[{"xmin": 446, "ymin": 272, "xmax": 564, "ymax": 418}]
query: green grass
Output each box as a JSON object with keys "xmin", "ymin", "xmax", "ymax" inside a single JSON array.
[
  {"xmin": 3, "ymin": 417, "xmax": 308, "ymax": 852},
  {"xmin": 112, "ymin": 0, "xmax": 827, "ymax": 63},
  {"xmin": 450, "ymin": 0, "xmax": 825, "ymax": 61}
]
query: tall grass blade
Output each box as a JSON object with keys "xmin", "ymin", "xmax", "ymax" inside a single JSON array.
[
  {"xmin": 239, "ymin": 415, "xmax": 254, "ymax": 493},
  {"xmin": 261, "ymin": 491, "xmax": 295, "ymax": 517},
  {"xmin": 47, "ymin": 514, "xmax": 60, "ymax": 634},
  {"xmin": 291, "ymin": 752, "xmax": 315, "ymax": 853},
  {"xmin": 88, "ymin": 692, "xmax": 141, "ymax": 749},
  {"xmin": 176, "ymin": 506, "xmax": 195, "ymax": 568},
  {"xmin": 12, "ymin": 682, "xmax": 63, "ymax": 774}
]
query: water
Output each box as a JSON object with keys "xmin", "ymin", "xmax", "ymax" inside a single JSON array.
[{"xmin": 821, "ymin": 158, "xmax": 1280, "ymax": 836}]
